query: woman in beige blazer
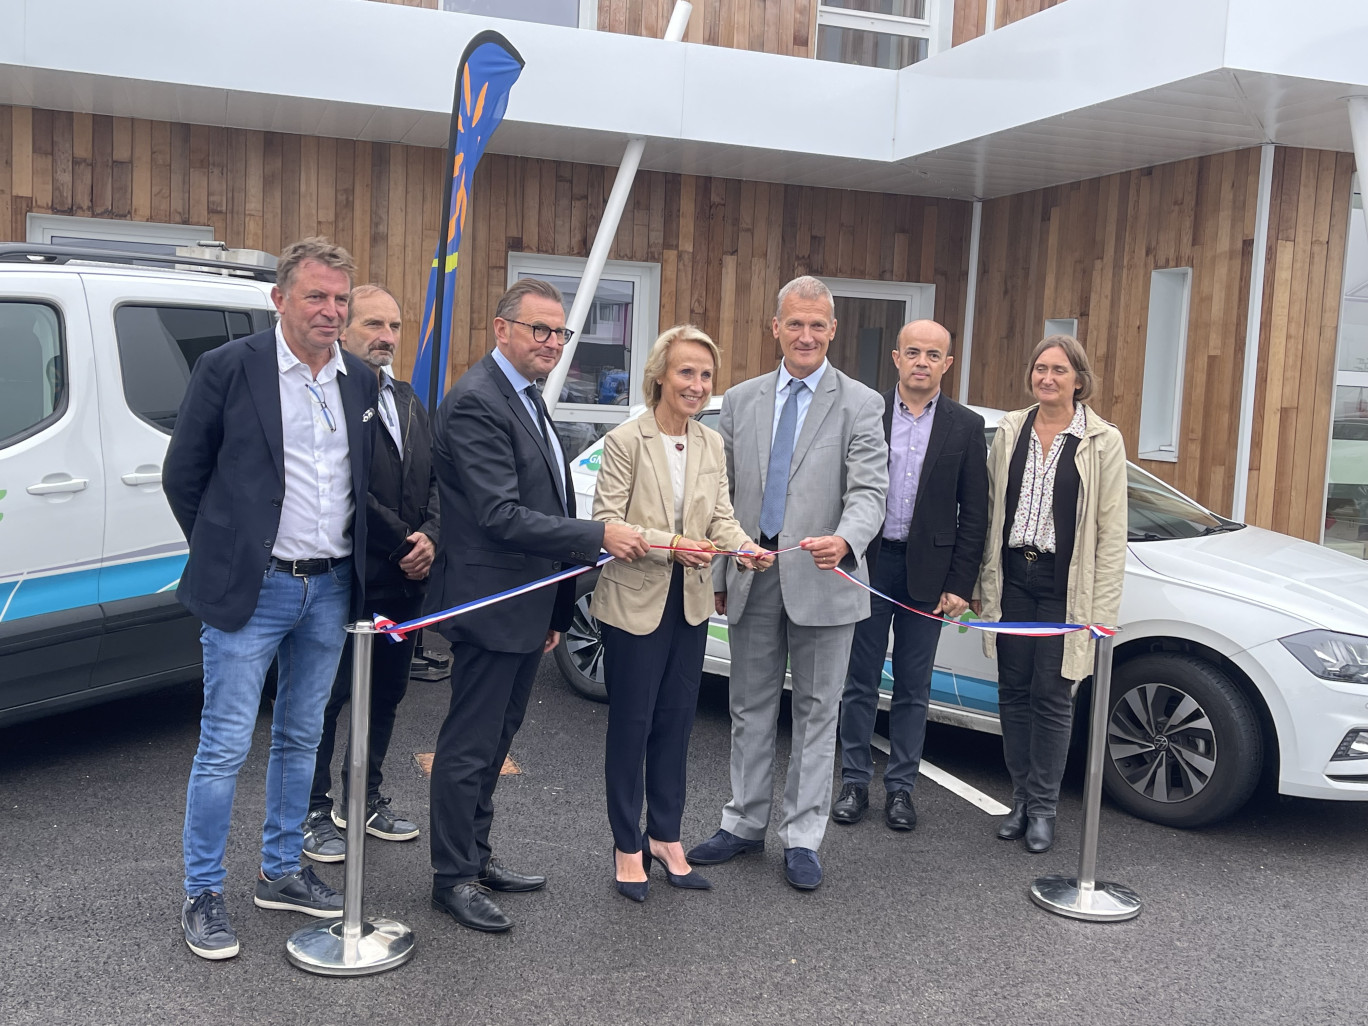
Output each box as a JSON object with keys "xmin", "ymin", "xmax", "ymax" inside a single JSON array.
[
  {"xmin": 976, "ymin": 334, "xmax": 1127, "ymax": 854},
  {"xmin": 592, "ymin": 324, "xmax": 768, "ymax": 901}
]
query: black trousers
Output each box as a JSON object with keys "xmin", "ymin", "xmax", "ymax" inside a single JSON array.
[
  {"xmin": 429, "ymin": 641, "xmax": 541, "ymax": 888},
  {"xmin": 309, "ymin": 592, "xmax": 421, "ymax": 813},
  {"xmin": 996, "ymin": 549, "xmax": 1074, "ymax": 817},
  {"xmin": 601, "ymin": 566, "xmax": 707, "ymax": 852}
]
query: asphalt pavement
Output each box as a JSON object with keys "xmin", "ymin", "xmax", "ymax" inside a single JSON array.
[{"xmin": 2, "ymin": 651, "xmax": 1366, "ymax": 1026}]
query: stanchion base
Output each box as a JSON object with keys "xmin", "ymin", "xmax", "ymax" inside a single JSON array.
[
  {"xmin": 286, "ymin": 917, "xmax": 415, "ymax": 976},
  {"xmin": 1030, "ymin": 875, "xmax": 1142, "ymax": 922}
]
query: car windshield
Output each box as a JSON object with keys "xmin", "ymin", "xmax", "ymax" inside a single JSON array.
[{"xmin": 983, "ymin": 426, "xmax": 1238, "ymax": 542}]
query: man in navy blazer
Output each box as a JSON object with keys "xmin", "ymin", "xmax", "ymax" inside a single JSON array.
[
  {"xmin": 425, "ymin": 277, "xmax": 648, "ymax": 934},
  {"xmin": 833, "ymin": 319, "xmax": 989, "ymax": 832},
  {"xmin": 163, "ymin": 238, "xmax": 377, "ymax": 961}
]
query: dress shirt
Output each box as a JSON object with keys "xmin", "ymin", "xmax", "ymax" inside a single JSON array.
[
  {"xmin": 660, "ymin": 431, "xmax": 687, "ymax": 533},
  {"xmin": 377, "ymin": 370, "xmax": 403, "ymax": 452},
  {"xmin": 883, "ymin": 391, "xmax": 938, "ymax": 542},
  {"xmin": 771, "ymin": 359, "xmax": 829, "ymax": 444},
  {"xmin": 491, "ymin": 347, "xmax": 566, "ymax": 500},
  {"xmin": 272, "ymin": 323, "xmax": 353, "ymax": 560},
  {"xmin": 1008, "ymin": 402, "xmax": 1088, "ymax": 553}
]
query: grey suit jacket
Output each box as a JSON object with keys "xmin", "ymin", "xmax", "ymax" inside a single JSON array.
[{"xmin": 714, "ymin": 363, "xmax": 888, "ymax": 626}]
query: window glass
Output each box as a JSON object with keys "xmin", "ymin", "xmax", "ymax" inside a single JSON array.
[
  {"xmin": 114, "ymin": 306, "xmax": 238, "ymax": 433},
  {"xmin": 536, "ymin": 274, "xmax": 636, "ymax": 410},
  {"xmin": 816, "ymin": 24, "xmax": 928, "ymax": 68},
  {"xmin": 1325, "ymin": 179, "xmax": 1368, "ymax": 559},
  {"xmin": 441, "ymin": 0, "xmax": 577, "ymax": 26},
  {"xmin": 0, "ymin": 302, "xmax": 65, "ymax": 447},
  {"xmin": 831, "ymin": 295, "xmax": 906, "ymax": 392},
  {"xmin": 822, "ymin": 0, "xmax": 927, "ymax": 17}
]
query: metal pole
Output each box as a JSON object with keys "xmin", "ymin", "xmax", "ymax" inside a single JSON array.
[
  {"xmin": 286, "ymin": 621, "xmax": 416, "ymax": 975},
  {"xmin": 541, "ymin": 0, "xmax": 693, "ymax": 417},
  {"xmin": 957, "ymin": 200, "xmax": 982, "ymax": 404},
  {"xmin": 1231, "ymin": 142, "xmax": 1275, "ymax": 523},
  {"xmin": 1029, "ymin": 631, "xmax": 1142, "ymax": 922}
]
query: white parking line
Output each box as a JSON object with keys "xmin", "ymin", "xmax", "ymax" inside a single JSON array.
[{"xmin": 870, "ymin": 733, "xmax": 1012, "ymax": 815}]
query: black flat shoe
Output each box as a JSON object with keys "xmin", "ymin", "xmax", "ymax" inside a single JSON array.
[
  {"xmin": 1024, "ymin": 815, "xmax": 1055, "ymax": 853},
  {"xmin": 431, "ymin": 883, "xmax": 512, "ymax": 933},
  {"xmin": 644, "ymin": 840, "xmax": 712, "ymax": 890},
  {"xmin": 478, "ymin": 857, "xmax": 546, "ymax": 893},
  {"xmin": 997, "ymin": 801, "xmax": 1027, "ymax": 841}
]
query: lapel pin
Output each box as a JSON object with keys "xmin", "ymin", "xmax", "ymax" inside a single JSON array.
[{"xmin": 362, "ymin": 408, "xmax": 376, "ymax": 423}]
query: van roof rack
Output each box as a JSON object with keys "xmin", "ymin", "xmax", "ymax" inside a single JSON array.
[{"xmin": 0, "ymin": 243, "xmax": 277, "ymax": 282}]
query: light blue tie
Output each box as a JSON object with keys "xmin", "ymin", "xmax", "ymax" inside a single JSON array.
[{"xmin": 760, "ymin": 379, "xmax": 804, "ymax": 538}]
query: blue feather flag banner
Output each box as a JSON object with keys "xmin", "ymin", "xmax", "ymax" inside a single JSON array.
[{"xmin": 413, "ymin": 31, "xmax": 524, "ymax": 410}]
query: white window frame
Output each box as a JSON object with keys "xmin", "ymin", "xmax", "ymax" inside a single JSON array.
[
  {"xmin": 819, "ymin": 275, "xmax": 937, "ymax": 388},
  {"xmin": 1138, "ymin": 267, "xmax": 1193, "ymax": 462},
  {"xmin": 440, "ymin": 0, "xmax": 594, "ymax": 29},
  {"xmin": 507, "ymin": 252, "xmax": 660, "ymax": 424},
  {"xmin": 1045, "ymin": 317, "xmax": 1078, "ymax": 339},
  {"xmin": 27, "ymin": 213, "xmax": 213, "ymax": 250},
  {"xmin": 815, "ymin": 0, "xmax": 950, "ymax": 65}
]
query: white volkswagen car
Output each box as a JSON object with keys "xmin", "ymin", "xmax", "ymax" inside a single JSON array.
[{"xmin": 558, "ymin": 399, "xmax": 1368, "ymax": 828}]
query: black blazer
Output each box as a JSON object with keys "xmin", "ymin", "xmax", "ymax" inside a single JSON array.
[
  {"xmin": 867, "ymin": 390, "xmax": 990, "ymax": 603},
  {"xmin": 163, "ymin": 329, "xmax": 377, "ymax": 632},
  {"xmin": 366, "ymin": 376, "xmax": 440, "ymax": 604},
  {"xmin": 427, "ymin": 353, "xmax": 605, "ymax": 654}
]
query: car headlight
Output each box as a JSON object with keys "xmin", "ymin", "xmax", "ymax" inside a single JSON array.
[{"xmin": 1280, "ymin": 630, "xmax": 1368, "ymax": 685}]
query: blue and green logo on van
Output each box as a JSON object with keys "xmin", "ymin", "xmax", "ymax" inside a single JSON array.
[{"xmin": 577, "ymin": 448, "xmax": 603, "ymax": 473}]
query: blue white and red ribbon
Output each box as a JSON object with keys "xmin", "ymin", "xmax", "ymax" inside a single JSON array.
[{"xmin": 375, "ymin": 546, "xmax": 1114, "ymax": 642}]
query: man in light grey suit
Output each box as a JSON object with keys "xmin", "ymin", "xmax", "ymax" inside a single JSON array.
[{"xmin": 686, "ymin": 276, "xmax": 888, "ymax": 890}]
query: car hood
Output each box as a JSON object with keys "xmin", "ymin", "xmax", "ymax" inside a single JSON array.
[{"xmin": 1131, "ymin": 526, "xmax": 1368, "ymax": 636}]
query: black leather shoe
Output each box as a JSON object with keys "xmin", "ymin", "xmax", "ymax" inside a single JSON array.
[
  {"xmin": 996, "ymin": 801, "xmax": 1028, "ymax": 840},
  {"xmin": 431, "ymin": 883, "xmax": 512, "ymax": 933},
  {"xmin": 831, "ymin": 782, "xmax": 869, "ymax": 825},
  {"xmin": 477, "ymin": 857, "xmax": 546, "ymax": 893},
  {"xmin": 1024, "ymin": 815, "xmax": 1055, "ymax": 853},
  {"xmin": 884, "ymin": 790, "xmax": 917, "ymax": 831}
]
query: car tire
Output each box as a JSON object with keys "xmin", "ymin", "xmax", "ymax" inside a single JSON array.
[
  {"xmin": 1101, "ymin": 653, "xmax": 1263, "ymax": 828},
  {"xmin": 553, "ymin": 570, "xmax": 608, "ymax": 702}
]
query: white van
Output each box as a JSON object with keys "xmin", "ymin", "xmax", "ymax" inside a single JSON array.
[
  {"xmin": 0, "ymin": 245, "xmax": 276, "ymax": 726},
  {"xmin": 560, "ymin": 399, "xmax": 1368, "ymax": 828}
]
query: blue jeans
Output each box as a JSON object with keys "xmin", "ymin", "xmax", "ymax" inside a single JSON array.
[
  {"xmin": 840, "ymin": 539, "xmax": 942, "ymax": 794},
  {"xmin": 183, "ymin": 560, "xmax": 351, "ymax": 896}
]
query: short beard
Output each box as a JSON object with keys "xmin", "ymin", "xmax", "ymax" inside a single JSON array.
[{"xmin": 365, "ymin": 349, "xmax": 394, "ymax": 369}]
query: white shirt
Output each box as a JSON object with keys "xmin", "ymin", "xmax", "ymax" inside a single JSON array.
[
  {"xmin": 273, "ymin": 324, "xmax": 354, "ymax": 560},
  {"xmin": 772, "ymin": 359, "xmax": 829, "ymax": 443},
  {"xmin": 1008, "ymin": 402, "xmax": 1088, "ymax": 553},
  {"xmin": 660, "ymin": 431, "xmax": 687, "ymax": 533},
  {"xmin": 378, "ymin": 371, "xmax": 403, "ymax": 453},
  {"xmin": 491, "ymin": 348, "xmax": 566, "ymax": 504}
]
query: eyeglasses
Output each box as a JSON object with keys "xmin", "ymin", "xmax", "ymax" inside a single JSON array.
[
  {"xmin": 305, "ymin": 382, "xmax": 337, "ymax": 432},
  {"xmin": 506, "ymin": 319, "xmax": 575, "ymax": 346}
]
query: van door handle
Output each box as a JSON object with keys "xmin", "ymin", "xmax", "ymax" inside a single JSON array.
[
  {"xmin": 121, "ymin": 470, "xmax": 163, "ymax": 486},
  {"xmin": 27, "ymin": 475, "xmax": 89, "ymax": 495}
]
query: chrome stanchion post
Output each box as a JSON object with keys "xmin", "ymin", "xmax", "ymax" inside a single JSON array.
[
  {"xmin": 1030, "ymin": 629, "xmax": 1142, "ymax": 922},
  {"xmin": 286, "ymin": 620, "xmax": 416, "ymax": 974}
]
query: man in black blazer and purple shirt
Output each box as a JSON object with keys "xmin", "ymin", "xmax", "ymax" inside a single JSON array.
[
  {"xmin": 426, "ymin": 278, "xmax": 648, "ymax": 933},
  {"xmin": 833, "ymin": 319, "xmax": 989, "ymax": 831}
]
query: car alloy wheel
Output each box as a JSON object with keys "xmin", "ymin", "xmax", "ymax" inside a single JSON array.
[
  {"xmin": 1107, "ymin": 682, "xmax": 1217, "ymax": 803},
  {"xmin": 552, "ymin": 575, "xmax": 608, "ymax": 702}
]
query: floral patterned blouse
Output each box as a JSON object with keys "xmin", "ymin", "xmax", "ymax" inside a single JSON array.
[{"xmin": 1008, "ymin": 403, "xmax": 1088, "ymax": 553}]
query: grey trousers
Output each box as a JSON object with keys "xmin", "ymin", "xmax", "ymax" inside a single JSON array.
[{"xmin": 720, "ymin": 567, "xmax": 856, "ymax": 851}]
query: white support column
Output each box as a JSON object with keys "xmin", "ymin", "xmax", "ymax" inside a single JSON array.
[
  {"xmin": 1350, "ymin": 97, "xmax": 1368, "ymax": 246},
  {"xmin": 542, "ymin": 1, "xmax": 692, "ymax": 416},
  {"xmin": 1232, "ymin": 143, "xmax": 1276, "ymax": 523},
  {"xmin": 984, "ymin": 0, "xmax": 998, "ymax": 34},
  {"xmin": 957, "ymin": 200, "xmax": 983, "ymax": 404}
]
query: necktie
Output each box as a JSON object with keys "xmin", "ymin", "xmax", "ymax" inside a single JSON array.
[
  {"xmin": 525, "ymin": 384, "xmax": 566, "ymax": 510},
  {"xmin": 759, "ymin": 379, "xmax": 804, "ymax": 538}
]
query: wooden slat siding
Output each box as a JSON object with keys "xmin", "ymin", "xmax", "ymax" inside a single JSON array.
[
  {"xmin": 32, "ymin": 109, "xmax": 53, "ymax": 214},
  {"xmin": 51, "ymin": 110, "xmax": 72, "ymax": 214},
  {"xmin": 188, "ymin": 125, "xmax": 209, "ymax": 230},
  {"xmin": 952, "ymin": 0, "xmax": 1066, "ymax": 43},
  {"xmin": 598, "ymin": 0, "xmax": 814, "ymax": 55},
  {"xmin": 0, "ymin": 108, "xmax": 10, "ymax": 245},
  {"xmin": 149, "ymin": 120, "xmax": 170, "ymax": 223},
  {"xmin": 1246, "ymin": 148, "xmax": 1355, "ymax": 541},
  {"xmin": 72, "ymin": 113, "xmax": 93, "ymax": 218}
]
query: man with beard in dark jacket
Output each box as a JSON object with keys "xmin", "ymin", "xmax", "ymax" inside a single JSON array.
[{"xmin": 304, "ymin": 284, "xmax": 440, "ymax": 861}]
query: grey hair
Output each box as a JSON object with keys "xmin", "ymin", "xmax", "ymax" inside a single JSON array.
[
  {"xmin": 1026, "ymin": 334, "xmax": 1095, "ymax": 403},
  {"xmin": 775, "ymin": 275, "xmax": 835, "ymax": 322},
  {"xmin": 641, "ymin": 324, "xmax": 721, "ymax": 409},
  {"xmin": 345, "ymin": 283, "xmax": 399, "ymax": 327},
  {"xmin": 495, "ymin": 277, "xmax": 565, "ymax": 323},
  {"xmin": 276, "ymin": 237, "xmax": 356, "ymax": 294}
]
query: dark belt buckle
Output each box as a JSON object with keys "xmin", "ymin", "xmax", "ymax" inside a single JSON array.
[{"xmin": 1023, "ymin": 547, "xmax": 1039, "ymax": 563}]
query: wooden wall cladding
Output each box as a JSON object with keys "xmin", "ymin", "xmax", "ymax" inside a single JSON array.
[
  {"xmin": 968, "ymin": 145, "xmax": 1353, "ymax": 543},
  {"xmin": 952, "ymin": 0, "xmax": 1067, "ymax": 45},
  {"xmin": 597, "ymin": 0, "xmax": 815, "ymax": 55},
  {"xmin": 1246, "ymin": 148, "xmax": 1355, "ymax": 541},
  {"xmin": 969, "ymin": 150, "xmax": 1263, "ymax": 518},
  {"xmin": 0, "ymin": 104, "xmax": 969, "ymax": 398}
]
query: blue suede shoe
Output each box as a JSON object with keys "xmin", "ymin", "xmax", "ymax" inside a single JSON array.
[
  {"xmin": 783, "ymin": 847, "xmax": 822, "ymax": 890},
  {"xmin": 685, "ymin": 828, "xmax": 764, "ymax": 866}
]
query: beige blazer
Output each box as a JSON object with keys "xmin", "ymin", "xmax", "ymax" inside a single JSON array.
[
  {"xmin": 976, "ymin": 404, "xmax": 1128, "ymax": 681},
  {"xmin": 591, "ymin": 411, "xmax": 754, "ymax": 635}
]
